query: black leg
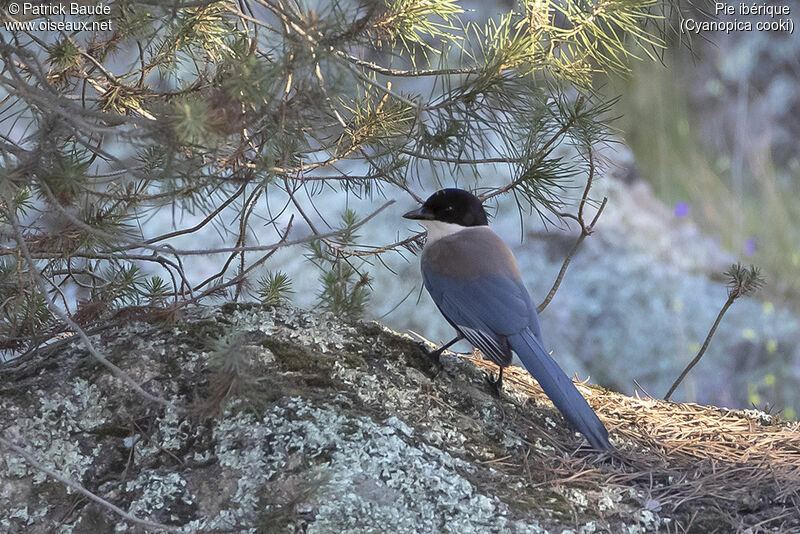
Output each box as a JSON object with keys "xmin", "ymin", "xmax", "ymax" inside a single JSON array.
[
  {"xmin": 428, "ymin": 335, "xmax": 462, "ymax": 363},
  {"xmin": 485, "ymin": 366, "xmax": 504, "ymax": 395}
]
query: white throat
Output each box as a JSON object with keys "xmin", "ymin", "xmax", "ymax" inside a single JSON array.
[{"xmin": 420, "ymin": 220, "xmax": 467, "ymax": 246}]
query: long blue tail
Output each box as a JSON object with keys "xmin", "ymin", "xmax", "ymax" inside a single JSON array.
[{"xmin": 509, "ymin": 329, "xmax": 611, "ymax": 450}]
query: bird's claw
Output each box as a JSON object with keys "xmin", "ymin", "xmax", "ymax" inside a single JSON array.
[
  {"xmin": 427, "ymin": 347, "xmax": 444, "ymax": 364},
  {"xmin": 417, "ymin": 344, "xmax": 444, "ymax": 378}
]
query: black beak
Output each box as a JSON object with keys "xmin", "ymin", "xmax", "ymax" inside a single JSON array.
[{"xmin": 403, "ymin": 206, "xmax": 434, "ymax": 220}]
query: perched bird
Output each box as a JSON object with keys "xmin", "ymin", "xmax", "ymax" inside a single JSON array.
[{"xmin": 403, "ymin": 188, "xmax": 611, "ymax": 450}]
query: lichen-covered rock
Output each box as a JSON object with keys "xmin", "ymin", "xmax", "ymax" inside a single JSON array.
[{"xmin": 1, "ymin": 304, "xmax": 797, "ymax": 532}]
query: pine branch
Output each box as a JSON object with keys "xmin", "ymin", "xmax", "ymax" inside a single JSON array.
[
  {"xmin": 1, "ymin": 0, "xmax": 667, "ymax": 361},
  {"xmin": 1, "ymin": 191, "xmax": 176, "ymax": 409}
]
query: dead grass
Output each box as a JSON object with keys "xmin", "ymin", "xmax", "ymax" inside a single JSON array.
[{"xmin": 462, "ymin": 352, "xmax": 800, "ymax": 532}]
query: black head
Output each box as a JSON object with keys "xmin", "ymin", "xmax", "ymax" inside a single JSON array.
[{"xmin": 403, "ymin": 188, "xmax": 489, "ymax": 227}]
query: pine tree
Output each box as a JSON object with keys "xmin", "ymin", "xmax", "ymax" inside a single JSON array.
[{"xmin": 1, "ymin": 0, "xmax": 668, "ymax": 355}]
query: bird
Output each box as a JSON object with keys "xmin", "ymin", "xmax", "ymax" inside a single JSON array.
[{"xmin": 403, "ymin": 188, "xmax": 611, "ymax": 450}]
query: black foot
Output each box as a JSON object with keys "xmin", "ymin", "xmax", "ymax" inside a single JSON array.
[
  {"xmin": 484, "ymin": 367, "xmax": 504, "ymax": 396},
  {"xmin": 422, "ymin": 335, "xmax": 461, "ymax": 373},
  {"xmin": 428, "ymin": 346, "xmax": 446, "ymax": 364}
]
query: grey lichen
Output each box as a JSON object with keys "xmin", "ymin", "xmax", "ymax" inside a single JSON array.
[
  {"xmin": 232, "ymin": 397, "xmax": 547, "ymax": 534},
  {"xmin": 125, "ymin": 472, "xmax": 193, "ymax": 522},
  {"xmin": 2, "ymin": 378, "xmax": 107, "ymax": 484},
  {"xmin": 176, "ymin": 394, "xmax": 543, "ymax": 533}
]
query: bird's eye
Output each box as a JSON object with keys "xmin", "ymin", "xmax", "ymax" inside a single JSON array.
[{"xmin": 444, "ymin": 206, "xmax": 454, "ymax": 212}]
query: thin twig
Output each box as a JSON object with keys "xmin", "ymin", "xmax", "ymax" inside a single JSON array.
[
  {"xmin": 0, "ymin": 434, "xmax": 181, "ymax": 532},
  {"xmin": 537, "ymin": 147, "xmax": 606, "ymax": 313},
  {"xmin": 341, "ymin": 61, "xmax": 422, "ymax": 111},
  {"xmin": 188, "ymin": 215, "xmax": 295, "ymax": 303},
  {"xmin": 31, "ymin": 177, "xmax": 393, "ymax": 257},
  {"xmin": 143, "ymin": 181, "xmax": 250, "ymax": 245},
  {"xmin": 400, "ymin": 149, "xmax": 521, "ymax": 166},
  {"xmin": 30, "ymin": 181, "xmax": 196, "ymax": 298},
  {"xmin": 176, "ymin": 200, "xmax": 394, "ymax": 255},
  {"xmin": 324, "ymin": 232, "xmax": 423, "ymax": 258},
  {"xmin": 336, "ymin": 50, "xmax": 479, "ymax": 78},
  {"xmin": 664, "ymin": 296, "xmax": 734, "ymax": 401},
  {"xmin": 665, "ymin": 263, "xmax": 763, "ymax": 400}
]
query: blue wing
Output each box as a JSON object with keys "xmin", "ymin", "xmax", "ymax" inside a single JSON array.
[
  {"xmin": 420, "ymin": 232, "xmax": 611, "ymax": 450},
  {"xmin": 422, "ymin": 268, "xmax": 539, "ymax": 366}
]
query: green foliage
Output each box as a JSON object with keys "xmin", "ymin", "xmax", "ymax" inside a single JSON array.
[
  {"xmin": 142, "ymin": 276, "xmax": 170, "ymax": 306},
  {"xmin": 374, "ymin": 0, "xmax": 462, "ymax": 54},
  {"xmin": 112, "ymin": 2, "xmax": 158, "ymax": 38},
  {"xmin": 172, "ymin": 97, "xmax": 214, "ymax": 146},
  {"xmin": 341, "ymin": 88, "xmax": 416, "ymax": 153},
  {"xmin": 308, "ymin": 210, "xmax": 372, "ymax": 320},
  {"xmin": 10, "ymin": 188, "xmax": 33, "ymax": 216},
  {"xmin": 546, "ymin": 0, "xmax": 662, "ymax": 75},
  {"xmin": 157, "ymin": 4, "xmax": 242, "ymax": 68},
  {"xmin": 105, "ymin": 264, "xmax": 146, "ymax": 306},
  {"xmin": 219, "ymin": 53, "xmax": 276, "ymax": 104},
  {"xmin": 47, "ymin": 39, "xmax": 83, "ymax": 81},
  {"xmin": 256, "ymin": 271, "xmax": 294, "ymax": 306},
  {"xmin": 201, "ymin": 332, "xmax": 261, "ymax": 414},
  {"xmin": 0, "ymin": 259, "xmax": 54, "ymax": 349},
  {"xmin": 207, "ymin": 333, "xmax": 250, "ymax": 377},
  {"xmin": 37, "ymin": 151, "xmax": 90, "ymax": 205}
]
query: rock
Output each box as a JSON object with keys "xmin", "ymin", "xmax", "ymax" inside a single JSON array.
[{"xmin": 1, "ymin": 304, "xmax": 797, "ymax": 532}]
